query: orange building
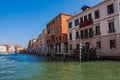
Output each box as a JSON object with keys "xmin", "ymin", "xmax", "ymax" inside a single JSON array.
[
  {"xmin": 15, "ymin": 45, "xmax": 24, "ymax": 53},
  {"xmin": 46, "ymin": 13, "xmax": 72, "ymax": 55}
]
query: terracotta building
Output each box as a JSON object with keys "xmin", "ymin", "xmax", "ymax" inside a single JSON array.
[
  {"xmin": 15, "ymin": 45, "xmax": 24, "ymax": 53},
  {"xmin": 46, "ymin": 13, "xmax": 72, "ymax": 55}
]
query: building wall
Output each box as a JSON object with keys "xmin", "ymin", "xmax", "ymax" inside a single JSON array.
[
  {"xmin": 68, "ymin": 0, "xmax": 120, "ymax": 57},
  {"xmin": 34, "ymin": 38, "xmax": 39, "ymax": 54},
  {"xmin": 46, "ymin": 13, "xmax": 72, "ymax": 55},
  {"xmin": 38, "ymin": 29, "xmax": 48, "ymax": 56},
  {"xmin": 9, "ymin": 45, "xmax": 15, "ymax": 53},
  {"xmin": 28, "ymin": 38, "xmax": 37, "ymax": 54},
  {"xmin": 0, "ymin": 46, "xmax": 7, "ymax": 53}
]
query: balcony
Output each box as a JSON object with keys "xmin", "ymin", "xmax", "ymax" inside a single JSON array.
[
  {"xmin": 89, "ymin": 34, "xmax": 94, "ymax": 38},
  {"xmin": 81, "ymin": 36, "xmax": 85, "ymax": 39},
  {"xmin": 95, "ymin": 32, "xmax": 101, "ymax": 35},
  {"xmin": 89, "ymin": 31, "xmax": 94, "ymax": 37},
  {"xmin": 80, "ymin": 19, "xmax": 93, "ymax": 28},
  {"xmin": 108, "ymin": 29, "xmax": 116, "ymax": 33}
]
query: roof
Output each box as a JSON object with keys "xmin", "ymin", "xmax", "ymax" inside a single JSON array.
[
  {"xmin": 67, "ymin": 0, "xmax": 110, "ymax": 21},
  {"xmin": 46, "ymin": 13, "xmax": 73, "ymax": 26}
]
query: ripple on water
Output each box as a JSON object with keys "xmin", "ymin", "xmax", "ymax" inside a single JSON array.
[
  {"xmin": 0, "ymin": 53, "xmax": 42, "ymax": 80},
  {"xmin": 0, "ymin": 53, "xmax": 120, "ymax": 80}
]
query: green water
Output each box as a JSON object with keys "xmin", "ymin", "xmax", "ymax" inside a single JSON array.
[{"xmin": 0, "ymin": 53, "xmax": 120, "ymax": 80}]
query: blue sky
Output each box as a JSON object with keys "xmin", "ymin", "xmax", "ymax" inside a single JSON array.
[{"xmin": 0, "ymin": 0, "xmax": 104, "ymax": 47}]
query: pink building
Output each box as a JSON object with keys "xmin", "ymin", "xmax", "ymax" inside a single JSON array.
[{"xmin": 68, "ymin": 0, "xmax": 120, "ymax": 58}]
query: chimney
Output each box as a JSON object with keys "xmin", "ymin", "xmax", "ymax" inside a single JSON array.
[{"xmin": 81, "ymin": 6, "xmax": 90, "ymax": 11}]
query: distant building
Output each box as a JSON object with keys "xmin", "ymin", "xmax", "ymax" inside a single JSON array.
[
  {"xmin": 38, "ymin": 29, "xmax": 48, "ymax": 56},
  {"xmin": 0, "ymin": 45, "xmax": 7, "ymax": 53},
  {"xmin": 8, "ymin": 45, "xmax": 16, "ymax": 53},
  {"xmin": 33, "ymin": 38, "xmax": 39, "ymax": 55},
  {"xmin": 15, "ymin": 45, "xmax": 24, "ymax": 53},
  {"xmin": 28, "ymin": 38, "xmax": 37, "ymax": 54},
  {"xmin": 0, "ymin": 44, "xmax": 19, "ymax": 53}
]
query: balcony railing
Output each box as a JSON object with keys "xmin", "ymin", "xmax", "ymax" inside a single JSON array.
[
  {"xmin": 89, "ymin": 34, "xmax": 94, "ymax": 38},
  {"xmin": 80, "ymin": 19, "xmax": 93, "ymax": 28},
  {"xmin": 95, "ymin": 32, "xmax": 101, "ymax": 35},
  {"xmin": 108, "ymin": 29, "xmax": 116, "ymax": 33}
]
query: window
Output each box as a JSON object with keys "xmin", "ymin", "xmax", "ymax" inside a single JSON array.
[
  {"xmin": 110, "ymin": 40, "xmax": 116, "ymax": 49},
  {"xmin": 107, "ymin": 4, "xmax": 114, "ymax": 14},
  {"xmin": 55, "ymin": 45, "xmax": 57, "ymax": 52},
  {"xmin": 47, "ymin": 40, "xmax": 49, "ymax": 44},
  {"xmin": 80, "ymin": 17, "xmax": 83, "ymax": 22},
  {"xmin": 69, "ymin": 33, "xmax": 72, "ymax": 40},
  {"xmin": 81, "ymin": 30, "xmax": 84, "ymax": 39},
  {"xmin": 89, "ymin": 28, "xmax": 94, "ymax": 37},
  {"xmin": 76, "ymin": 44, "xmax": 79, "ymax": 49},
  {"xmin": 95, "ymin": 10, "xmax": 100, "ymax": 19},
  {"xmin": 68, "ymin": 22, "xmax": 72, "ymax": 28},
  {"xmin": 75, "ymin": 19, "xmax": 79, "ymax": 26},
  {"xmin": 85, "ymin": 42, "xmax": 89, "ymax": 52},
  {"xmin": 85, "ymin": 29, "xmax": 89, "ymax": 38},
  {"xmin": 96, "ymin": 41, "xmax": 101, "ymax": 49},
  {"xmin": 84, "ymin": 15, "xmax": 87, "ymax": 21},
  {"xmin": 56, "ymin": 37, "xmax": 58, "ymax": 41},
  {"xmin": 95, "ymin": 25, "xmax": 100, "ymax": 35},
  {"xmin": 59, "ymin": 44, "xmax": 61, "ymax": 53},
  {"xmin": 70, "ymin": 44, "xmax": 72, "ymax": 50},
  {"xmin": 88, "ymin": 13, "xmax": 92, "ymax": 19},
  {"xmin": 76, "ymin": 31, "xmax": 79, "ymax": 39},
  {"xmin": 59, "ymin": 36, "xmax": 61, "ymax": 41},
  {"xmin": 49, "ymin": 40, "xmax": 51, "ymax": 43},
  {"xmin": 108, "ymin": 21, "xmax": 115, "ymax": 33},
  {"xmin": 51, "ymin": 36, "xmax": 55, "ymax": 42}
]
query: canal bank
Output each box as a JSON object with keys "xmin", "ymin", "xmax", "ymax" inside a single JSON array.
[{"xmin": 0, "ymin": 53, "xmax": 120, "ymax": 80}]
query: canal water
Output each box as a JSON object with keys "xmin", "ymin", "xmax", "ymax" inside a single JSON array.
[{"xmin": 0, "ymin": 53, "xmax": 120, "ymax": 80}]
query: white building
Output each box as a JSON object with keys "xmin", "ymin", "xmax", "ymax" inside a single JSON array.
[
  {"xmin": 8, "ymin": 45, "xmax": 15, "ymax": 53},
  {"xmin": 0, "ymin": 45, "xmax": 7, "ymax": 53},
  {"xmin": 68, "ymin": 0, "xmax": 120, "ymax": 58}
]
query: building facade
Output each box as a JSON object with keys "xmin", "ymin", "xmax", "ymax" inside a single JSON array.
[
  {"xmin": 34, "ymin": 38, "xmax": 39, "ymax": 55},
  {"xmin": 15, "ymin": 45, "xmax": 24, "ymax": 53},
  {"xmin": 0, "ymin": 45, "xmax": 7, "ymax": 53},
  {"xmin": 46, "ymin": 13, "xmax": 72, "ymax": 55},
  {"xmin": 8, "ymin": 45, "xmax": 15, "ymax": 53},
  {"xmin": 0, "ymin": 44, "xmax": 19, "ymax": 53},
  {"xmin": 38, "ymin": 29, "xmax": 48, "ymax": 56},
  {"xmin": 28, "ymin": 38, "xmax": 37, "ymax": 54},
  {"xmin": 68, "ymin": 0, "xmax": 120, "ymax": 58}
]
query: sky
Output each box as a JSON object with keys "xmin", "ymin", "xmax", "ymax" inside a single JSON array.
[{"xmin": 0, "ymin": 0, "xmax": 104, "ymax": 48}]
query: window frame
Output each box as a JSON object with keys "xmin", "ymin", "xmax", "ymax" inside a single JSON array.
[
  {"xmin": 108, "ymin": 21, "xmax": 115, "ymax": 33},
  {"xmin": 95, "ymin": 10, "xmax": 100, "ymax": 19},
  {"xmin": 110, "ymin": 40, "xmax": 116, "ymax": 49},
  {"xmin": 68, "ymin": 22, "xmax": 72, "ymax": 28},
  {"xmin": 107, "ymin": 4, "xmax": 114, "ymax": 14},
  {"xmin": 75, "ymin": 19, "xmax": 79, "ymax": 26}
]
